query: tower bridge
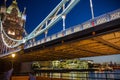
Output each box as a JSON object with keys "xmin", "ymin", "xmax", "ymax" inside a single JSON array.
[{"xmin": 0, "ymin": 0, "xmax": 120, "ymax": 62}]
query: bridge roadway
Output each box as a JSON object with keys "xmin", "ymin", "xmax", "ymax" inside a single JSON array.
[{"xmin": 1, "ymin": 9, "xmax": 120, "ymax": 62}]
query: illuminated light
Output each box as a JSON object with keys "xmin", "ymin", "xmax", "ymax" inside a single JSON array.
[
  {"xmin": 62, "ymin": 15, "xmax": 66, "ymax": 19},
  {"xmin": 8, "ymin": 30, "xmax": 15, "ymax": 35},
  {"xmin": 11, "ymin": 53, "xmax": 15, "ymax": 58},
  {"xmin": 62, "ymin": 15, "xmax": 66, "ymax": 30},
  {"xmin": 22, "ymin": 15, "xmax": 26, "ymax": 20},
  {"xmin": 8, "ymin": 30, "xmax": 11, "ymax": 35},
  {"xmin": 92, "ymin": 32, "xmax": 96, "ymax": 35},
  {"xmin": 22, "ymin": 38, "xmax": 26, "ymax": 43}
]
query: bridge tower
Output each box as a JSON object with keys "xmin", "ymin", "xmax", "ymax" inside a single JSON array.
[
  {"xmin": 1, "ymin": 0, "xmax": 26, "ymax": 40},
  {"xmin": 0, "ymin": 0, "xmax": 26, "ymax": 53}
]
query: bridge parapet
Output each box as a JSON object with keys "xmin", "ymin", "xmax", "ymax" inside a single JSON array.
[
  {"xmin": 1, "ymin": 9, "xmax": 120, "ymax": 57},
  {"xmin": 26, "ymin": 9, "xmax": 120, "ymax": 49}
]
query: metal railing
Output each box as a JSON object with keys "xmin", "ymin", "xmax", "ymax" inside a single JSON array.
[
  {"xmin": 1, "ymin": 9, "xmax": 120, "ymax": 56},
  {"xmin": 25, "ymin": 9, "xmax": 120, "ymax": 49}
]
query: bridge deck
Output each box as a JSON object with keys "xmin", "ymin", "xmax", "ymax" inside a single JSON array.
[{"xmin": 1, "ymin": 18, "xmax": 120, "ymax": 62}]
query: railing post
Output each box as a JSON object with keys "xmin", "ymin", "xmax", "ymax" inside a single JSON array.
[{"xmin": 105, "ymin": 72, "xmax": 108, "ymax": 80}]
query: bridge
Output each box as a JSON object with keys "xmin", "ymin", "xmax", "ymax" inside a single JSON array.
[{"xmin": 0, "ymin": 0, "xmax": 120, "ymax": 62}]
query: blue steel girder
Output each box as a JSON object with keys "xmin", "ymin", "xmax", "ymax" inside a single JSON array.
[{"xmin": 25, "ymin": 0, "xmax": 80, "ymax": 42}]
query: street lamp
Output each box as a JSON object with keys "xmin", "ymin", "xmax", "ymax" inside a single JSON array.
[
  {"xmin": 12, "ymin": 53, "xmax": 15, "ymax": 58},
  {"xmin": 11, "ymin": 53, "xmax": 16, "ymax": 68}
]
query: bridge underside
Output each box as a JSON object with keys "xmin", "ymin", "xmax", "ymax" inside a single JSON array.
[{"xmin": 1, "ymin": 18, "xmax": 120, "ymax": 62}]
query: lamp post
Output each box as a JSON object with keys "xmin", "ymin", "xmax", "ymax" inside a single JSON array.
[{"xmin": 11, "ymin": 53, "xmax": 15, "ymax": 68}]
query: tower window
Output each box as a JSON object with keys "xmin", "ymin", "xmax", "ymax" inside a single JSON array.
[{"xmin": 8, "ymin": 30, "xmax": 15, "ymax": 35}]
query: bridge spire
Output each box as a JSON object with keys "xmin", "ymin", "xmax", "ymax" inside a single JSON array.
[
  {"xmin": 13, "ymin": 0, "xmax": 17, "ymax": 3},
  {"xmin": 22, "ymin": 7, "xmax": 27, "ymax": 22}
]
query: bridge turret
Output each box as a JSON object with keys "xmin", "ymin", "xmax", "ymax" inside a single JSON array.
[
  {"xmin": 0, "ymin": 0, "xmax": 27, "ymax": 50},
  {"xmin": 6, "ymin": 0, "xmax": 21, "ymax": 17},
  {"xmin": 2, "ymin": 0, "xmax": 26, "ymax": 40}
]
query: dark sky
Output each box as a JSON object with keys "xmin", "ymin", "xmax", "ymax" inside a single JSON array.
[
  {"xmin": 1, "ymin": 0, "xmax": 120, "ymax": 38},
  {"xmin": 26, "ymin": 0, "xmax": 120, "ymax": 37}
]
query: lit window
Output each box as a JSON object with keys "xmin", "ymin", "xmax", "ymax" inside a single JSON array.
[{"xmin": 8, "ymin": 30, "xmax": 15, "ymax": 35}]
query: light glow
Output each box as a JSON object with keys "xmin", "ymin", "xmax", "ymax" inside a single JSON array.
[
  {"xmin": 8, "ymin": 30, "xmax": 15, "ymax": 35},
  {"xmin": 11, "ymin": 53, "xmax": 15, "ymax": 58}
]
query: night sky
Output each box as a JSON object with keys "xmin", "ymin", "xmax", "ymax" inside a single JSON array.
[
  {"xmin": 1, "ymin": 0, "xmax": 120, "ymax": 37},
  {"xmin": 24, "ymin": 0, "xmax": 120, "ymax": 38},
  {"xmin": 1, "ymin": 0, "xmax": 120, "ymax": 62}
]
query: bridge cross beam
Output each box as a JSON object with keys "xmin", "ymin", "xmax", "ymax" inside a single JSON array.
[{"xmin": 27, "ymin": 0, "xmax": 80, "ymax": 41}]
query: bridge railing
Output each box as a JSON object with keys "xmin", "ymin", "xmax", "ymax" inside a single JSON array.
[{"xmin": 25, "ymin": 9, "xmax": 120, "ymax": 49}]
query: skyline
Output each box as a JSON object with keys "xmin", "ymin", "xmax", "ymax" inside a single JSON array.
[{"xmin": 81, "ymin": 54, "xmax": 120, "ymax": 64}]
